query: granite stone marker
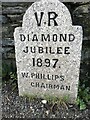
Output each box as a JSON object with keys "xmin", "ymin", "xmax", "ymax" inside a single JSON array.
[{"xmin": 14, "ymin": 0, "xmax": 83, "ymax": 103}]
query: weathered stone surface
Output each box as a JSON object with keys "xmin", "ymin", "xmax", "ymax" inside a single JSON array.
[
  {"xmin": 73, "ymin": 4, "xmax": 90, "ymax": 14},
  {"xmin": 2, "ymin": 47, "xmax": 14, "ymax": 58},
  {"xmin": 14, "ymin": 0, "xmax": 83, "ymax": 103},
  {"xmin": 73, "ymin": 4, "xmax": 90, "ymax": 38},
  {"xmin": 2, "ymin": 39, "xmax": 14, "ymax": 47},
  {"xmin": 2, "ymin": 47, "xmax": 13, "ymax": 53},
  {"xmin": 0, "ymin": 15, "xmax": 2, "ymax": 24},
  {"xmin": 81, "ymin": 47, "xmax": 90, "ymax": 61},
  {"xmin": 0, "ymin": 15, "xmax": 9, "ymax": 24},
  {"xmin": 83, "ymin": 36, "xmax": 90, "ymax": 41},
  {"xmin": 7, "ymin": 15, "xmax": 23, "ymax": 22},
  {"xmin": 4, "ymin": 52, "xmax": 15, "ymax": 59},
  {"xmin": 2, "ymin": 24, "xmax": 19, "ymax": 38},
  {"xmin": 2, "ymin": 2, "xmax": 33, "ymax": 7},
  {"xmin": 2, "ymin": 6, "xmax": 26, "ymax": 15},
  {"xmin": 2, "ymin": 3, "xmax": 20, "ymax": 7}
]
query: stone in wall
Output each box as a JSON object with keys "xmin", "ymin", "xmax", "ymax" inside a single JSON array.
[
  {"xmin": 0, "ymin": 15, "xmax": 10, "ymax": 24},
  {"xmin": 2, "ymin": 6, "xmax": 26, "ymax": 15},
  {"xmin": 73, "ymin": 3, "xmax": 90, "ymax": 39}
]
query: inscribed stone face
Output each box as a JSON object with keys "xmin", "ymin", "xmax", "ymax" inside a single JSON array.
[{"xmin": 14, "ymin": 0, "xmax": 83, "ymax": 103}]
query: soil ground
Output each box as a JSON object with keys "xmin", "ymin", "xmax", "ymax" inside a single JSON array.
[{"xmin": 2, "ymin": 79, "xmax": 90, "ymax": 120}]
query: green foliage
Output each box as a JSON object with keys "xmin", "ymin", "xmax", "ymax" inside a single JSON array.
[
  {"xmin": 80, "ymin": 100, "xmax": 86, "ymax": 110},
  {"xmin": 76, "ymin": 83, "xmax": 90, "ymax": 110},
  {"xmin": 43, "ymin": 94, "xmax": 70, "ymax": 104},
  {"xmin": 23, "ymin": 94, "xmax": 69, "ymax": 109},
  {"xmin": 7, "ymin": 72, "xmax": 17, "ymax": 91},
  {"xmin": 23, "ymin": 93, "xmax": 69, "ymax": 102},
  {"xmin": 76, "ymin": 97, "xmax": 86, "ymax": 110},
  {"xmin": 23, "ymin": 94, "xmax": 38, "ymax": 101},
  {"xmin": 9, "ymin": 72, "xmax": 17, "ymax": 81}
]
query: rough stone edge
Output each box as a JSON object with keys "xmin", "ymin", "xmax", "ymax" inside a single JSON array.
[
  {"xmin": 0, "ymin": 1, "xmax": 2, "ymax": 120},
  {"xmin": 0, "ymin": 0, "xmax": 90, "ymax": 3}
]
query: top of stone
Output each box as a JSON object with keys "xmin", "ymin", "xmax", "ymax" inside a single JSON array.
[{"xmin": 21, "ymin": 0, "xmax": 72, "ymax": 31}]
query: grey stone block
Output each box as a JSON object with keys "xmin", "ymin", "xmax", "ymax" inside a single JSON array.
[{"xmin": 14, "ymin": 0, "xmax": 83, "ymax": 103}]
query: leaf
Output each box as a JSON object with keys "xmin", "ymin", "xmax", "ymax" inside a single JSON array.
[
  {"xmin": 80, "ymin": 100, "xmax": 86, "ymax": 110},
  {"xmin": 76, "ymin": 97, "xmax": 80, "ymax": 105}
]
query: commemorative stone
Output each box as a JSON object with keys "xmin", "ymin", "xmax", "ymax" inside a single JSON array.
[{"xmin": 14, "ymin": 0, "xmax": 83, "ymax": 103}]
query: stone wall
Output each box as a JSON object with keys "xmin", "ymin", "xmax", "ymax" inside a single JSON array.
[
  {"xmin": 1, "ymin": 2, "xmax": 90, "ymax": 79},
  {"xmin": 2, "ymin": 2, "xmax": 33, "ymax": 74}
]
